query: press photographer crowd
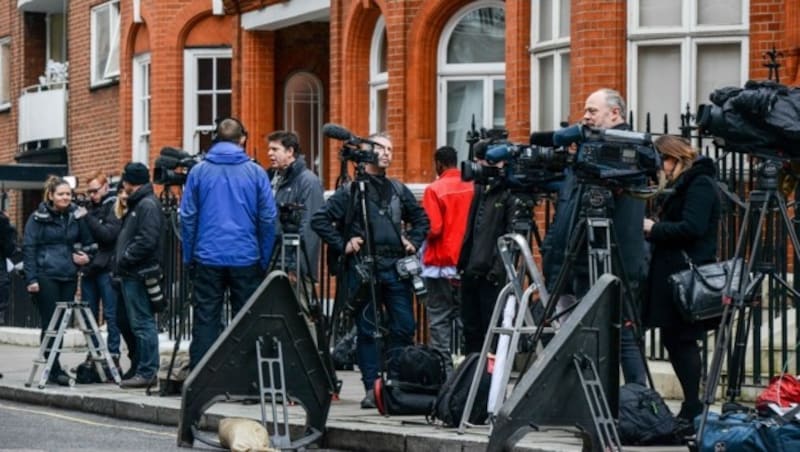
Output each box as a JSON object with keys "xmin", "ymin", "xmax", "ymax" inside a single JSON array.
[{"xmin": 4, "ymin": 82, "xmax": 800, "ymax": 449}]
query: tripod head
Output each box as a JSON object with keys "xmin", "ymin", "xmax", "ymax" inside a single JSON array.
[{"xmin": 578, "ymin": 184, "xmax": 615, "ymax": 219}]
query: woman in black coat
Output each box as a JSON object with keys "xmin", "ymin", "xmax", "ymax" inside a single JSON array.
[
  {"xmin": 23, "ymin": 176, "xmax": 94, "ymax": 385},
  {"xmin": 642, "ymin": 135, "xmax": 721, "ymax": 422}
]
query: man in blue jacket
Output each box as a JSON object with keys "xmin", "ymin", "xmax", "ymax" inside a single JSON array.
[{"xmin": 181, "ymin": 118, "xmax": 277, "ymax": 369}]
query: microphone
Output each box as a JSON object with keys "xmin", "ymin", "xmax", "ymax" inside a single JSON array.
[
  {"xmin": 529, "ymin": 131, "xmax": 555, "ymax": 147},
  {"xmin": 322, "ymin": 123, "xmax": 355, "ymax": 141}
]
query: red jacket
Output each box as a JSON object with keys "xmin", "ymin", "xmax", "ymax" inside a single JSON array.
[{"xmin": 422, "ymin": 168, "xmax": 474, "ymax": 267}]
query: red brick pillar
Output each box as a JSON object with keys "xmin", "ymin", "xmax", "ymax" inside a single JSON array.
[
  {"xmin": 239, "ymin": 30, "xmax": 275, "ymax": 165},
  {"xmin": 505, "ymin": 0, "xmax": 531, "ymax": 144}
]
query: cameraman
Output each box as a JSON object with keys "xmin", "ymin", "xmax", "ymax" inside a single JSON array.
[
  {"xmin": 541, "ymin": 88, "xmax": 648, "ymax": 386},
  {"xmin": 457, "ymin": 140, "xmax": 520, "ymax": 355},
  {"xmin": 267, "ymin": 130, "xmax": 324, "ymax": 340},
  {"xmin": 311, "ymin": 133, "xmax": 429, "ymax": 409},
  {"xmin": 180, "ymin": 118, "xmax": 277, "ymax": 370},
  {"xmin": 75, "ymin": 171, "xmax": 122, "ymax": 370}
]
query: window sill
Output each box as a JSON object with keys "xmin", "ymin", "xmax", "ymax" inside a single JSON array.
[
  {"xmin": 89, "ymin": 78, "xmax": 120, "ymax": 91},
  {"xmin": 0, "ymin": 103, "xmax": 10, "ymax": 113}
]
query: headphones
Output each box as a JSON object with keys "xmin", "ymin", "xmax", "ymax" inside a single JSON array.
[{"xmin": 213, "ymin": 117, "xmax": 248, "ymax": 143}]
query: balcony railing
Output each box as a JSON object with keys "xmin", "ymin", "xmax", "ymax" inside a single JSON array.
[{"xmin": 18, "ymin": 82, "xmax": 67, "ymax": 147}]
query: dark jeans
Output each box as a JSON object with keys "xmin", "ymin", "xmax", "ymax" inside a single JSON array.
[
  {"xmin": 81, "ymin": 271, "xmax": 120, "ymax": 355},
  {"xmin": 423, "ymin": 277, "xmax": 460, "ymax": 369},
  {"xmin": 119, "ymin": 278, "xmax": 159, "ymax": 379},
  {"xmin": 113, "ymin": 283, "xmax": 138, "ymax": 373},
  {"xmin": 353, "ymin": 268, "xmax": 415, "ymax": 391},
  {"xmin": 460, "ymin": 274, "xmax": 502, "ymax": 355},
  {"xmin": 33, "ymin": 277, "xmax": 77, "ymax": 376},
  {"xmin": 188, "ymin": 263, "xmax": 264, "ymax": 368}
]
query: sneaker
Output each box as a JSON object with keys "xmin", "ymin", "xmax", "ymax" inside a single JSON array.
[
  {"xmin": 360, "ymin": 389, "xmax": 376, "ymax": 409},
  {"xmin": 120, "ymin": 374, "xmax": 156, "ymax": 389}
]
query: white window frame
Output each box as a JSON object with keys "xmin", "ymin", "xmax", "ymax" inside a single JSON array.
[
  {"xmin": 183, "ymin": 48, "xmax": 233, "ymax": 153},
  {"xmin": 90, "ymin": 0, "xmax": 120, "ymax": 87},
  {"xmin": 369, "ymin": 16, "xmax": 388, "ymax": 134},
  {"xmin": 0, "ymin": 38, "xmax": 10, "ymax": 110},
  {"xmin": 437, "ymin": 0, "xmax": 506, "ymax": 160},
  {"xmin": 283, "ymin": 71, "xmax": 324, "ymax": 175},
  {"xmin": 627, "ymin": 0, "xmax": 749, "ymax": 134},
  {"xmin": 530, "ymin": 0, "xmax": 571, "ymax": 130},
  {"xmin": 132, "ymin": 53, "xmax": 151, "ymax": 163}
]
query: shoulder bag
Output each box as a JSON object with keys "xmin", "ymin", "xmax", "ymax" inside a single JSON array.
[{"xmin": 668, "ymin": 251, "xmax": 743, "ymax": 323}]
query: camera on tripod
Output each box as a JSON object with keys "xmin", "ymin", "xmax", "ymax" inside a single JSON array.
[
  {"xmin": 278, "ymin": 202, "xmax": 305, "ymax": 234},
  {"xmin": 395, "ymin": 255, "xmax": 427, "ymax": 297},
  {"xmin": 153, "ymin": 147, "xmax": 202, "ymax": 186},
  {"xmin": 322, "ymin": 123, "xmax": 380, "ymax": 165}
]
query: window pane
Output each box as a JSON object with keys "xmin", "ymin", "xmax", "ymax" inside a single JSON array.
[
  {"xmin": 696, "ymin": 43, "xmax": 741, "ymax": 108},
  {"xmin": 639, "ymin": 0, "xmax": 681, "ymax": 27},
  {"xmin": 447, "ymin": 7, "xmax": 505, "ymax": 64},
  {"xmin": 377, "ymin": 87, "xmax": 388, "ymax": 133},
  {"xmin": 538, "ymin": 0, "xmax": 553, "ymax": 42},
  {"xmin": 49, "ymin": 14, "xmax": 66, "ymax": 63},
  {"xmin": 637, "ymin": 45, "xmax": 681, "ymax": 133},
  {"xmin": 217, "ymin": 93, "xmax": 231, "ymax": 120},
  {"xmin": 378, "ymin": 28, "xmax": 388, "ymax": 73},
  {"xmin": 493, "ymin": 79, "xmax": 505, "ymax": 129},
  {"xmin": 1, "ymin": 43, "xmax": 9, "ymax": 104},
  {"xmin": 538, "ymin": 55, "xmax": 554, "ymax": 130},
  {"xmin": 95, "ymin": 7, "xmax": 110, "ymax": 81},
  {"xmin": 199, "ymin": 133, "xmax": 214, "ymax": 154},
  {"xmin": 698, "ymin": 0, "xmax": 742, "ymax": 26},
  {"xmin": 197, "ymin": 94, "xmax": 213, "ymax": 125},
  {"xmin": 217, "ymin": 58, "xmax": 231, "ymax": 90},
  {"xmin": 198, "ymin": 58, "xmax": 213, "ymax": 90},
  {"xmin": 560, "ymin": 53, "xmax": 571, "ymax": 125},
  {"xmin": 559, "ymin": 0, "xmax": 570, "ymax": 38},
  {"xmin": 446, "ymin": 80, "xmax": 483, "ymax": 161}
]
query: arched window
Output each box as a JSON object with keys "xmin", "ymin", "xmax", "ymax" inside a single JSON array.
[
  {"xmin": 284, "ymin": 72, "xmax": 324, "ymax": 175},
  {"xmin": 369, "ymin": 16, "xmax": 388, "ymax": 134},
  {"xmin": 438, "ymin": 1, "xmax": 505, "ymax": 162}
]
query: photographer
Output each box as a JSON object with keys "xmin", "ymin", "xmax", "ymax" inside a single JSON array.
[
  {"xmin": 457, "ymin": 140, "xmax": 520, "ymax": 355},
  {"xmin": 75, "ymin": 171, "xmax": 123, "ymax": 370},
  {"xmin": 0, "ymin": 209, "xmax": 16, "ymax": 323},
  {"xmin": 267, "ymin": 130, "xmax": 324, "ymax": 340},
  {"xmin": 311, "ymin": 133, "xmax": 429, "ymax": 409},
  {"xmin": 180, "ymin": 118, "xmax": 277, "ymax": 370},
  {"xmin": 23, "ymin": 176, "xmax": 94, "ymax": 386},
  {"xmin": 541, "ymin": 88, "xmax": 648, "ymax": 386}
]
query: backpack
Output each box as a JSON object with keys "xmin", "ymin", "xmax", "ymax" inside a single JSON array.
[
  {"xmin": 430, "ymin": 352, "xmax": 492, "ymax": 427},
  {"xmin": 618, "ymin": 383, "xmax": 679, "ymax": 445},
  {"xmin": 374, "ymin": 345, "xmax": 448, "ymax": 416},
  {"xmin": 74, "ymin": 361, "xmax": 113, "ymax": 384}
]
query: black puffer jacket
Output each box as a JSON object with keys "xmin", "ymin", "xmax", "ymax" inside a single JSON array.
[
  {"xmin": 23, "ymin": 202, "xmax": 94, "ymax": 285},
  {"xmin": 642, "ymin": 156, "xmax": 720, "ymax": 329},
  {"xmin": 114, "ymin": 184, "xmax": 164, "ymax": 278},
  {"xmin": 83, "ymin": 192, "xmax": 120, "ymax": 275}
]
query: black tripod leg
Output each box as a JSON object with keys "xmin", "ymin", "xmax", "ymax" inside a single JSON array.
[
  {"xmin": 725, "ymin": 303, "xmax": 753, "ymax": 407},
  {"xmin": 697, "ymin": 303, "xmax": 737, "ymax": 443}
]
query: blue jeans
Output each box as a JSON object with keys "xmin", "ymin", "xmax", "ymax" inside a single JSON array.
[
  {"xmin": 81, "ymin": 271, "xmax": 121, "ymax": 355},
  {"xmin": 119, "ymin": 278, "xmax": 159, "ymax": 379},
  {"xmin": 188, "ymin": 263, "xmax": 264, "ymax": 368},
  {"xmin": 354, "ymin": 268, "xmax": 415, "ymax": 390}
]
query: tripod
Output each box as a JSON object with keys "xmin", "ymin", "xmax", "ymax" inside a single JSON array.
[
  {"xmin": 696, "ymin": 158, "xmax": 800, "ymax": 442},
  {"xmin": 532, "ymin": 182, "xmax": 653, "ymax": 388}
]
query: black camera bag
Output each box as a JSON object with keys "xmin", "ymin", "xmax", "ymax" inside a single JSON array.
[{"xmin": 431, "ymin": 352, "xmax": 491, "ymax": 427}]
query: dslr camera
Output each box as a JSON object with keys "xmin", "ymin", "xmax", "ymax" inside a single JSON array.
[
  {"xmin": 153, "ymin": 147, "xmax": 202, "ymax": 186},
  {"xmin": 395, "ymin": 255, "xmax": 427, "ymax": 297}
]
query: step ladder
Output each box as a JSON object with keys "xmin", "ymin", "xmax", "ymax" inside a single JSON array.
[
  {"xmin": 458, "ymin": 233, "xmax": 553, "ymax": 434},
  {"xmin": 26, "ymin": 301, "xmax": 122, "ymax": 389}
]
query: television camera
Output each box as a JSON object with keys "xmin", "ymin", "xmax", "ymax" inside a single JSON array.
[
  {"xmin": 322, "ymin": 123, "xmax": 379, "ymax": 165},
  {"xmin": 153, "ymin": 147, "xmax": 202, "ymax": 186}
]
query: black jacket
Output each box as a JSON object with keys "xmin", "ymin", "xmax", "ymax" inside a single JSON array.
[
  {"xmin": 83, "ymin": 192, "xmax": 120, "ymax": 275},
  {"xmin": 643, "ymin": 156, "xmax": 720, "ymax": 329},
  {"xmin": 114, "ymin": 184, "xmax": 164, "ymax": 278},
  {"xmin": 457, "ymin": 181, "xmax": 517, "ymax": 281},
  {"xmin": 23, "ymin": 202, "xmax": 94, "ymax": 285},
  {"xmin": 271, "ymin": 157, "xmax": 324, "ymax": 280},
  {"xmin": 311, "ymin": 174, "xmax": 429, "ymax": 272}
]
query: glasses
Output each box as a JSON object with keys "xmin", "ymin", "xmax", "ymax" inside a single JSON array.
[{"xmin": 86, "ymin": 188, "xmax": 100, "ymax": 195}]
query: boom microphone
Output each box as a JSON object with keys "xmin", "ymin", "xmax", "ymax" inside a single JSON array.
[{"xmin": 322, "ymin": 123, "xmax": 354, "ymax": 141}]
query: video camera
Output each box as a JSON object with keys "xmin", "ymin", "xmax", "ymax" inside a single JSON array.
[
  {"xmin": 322, "ymin": 123, "xmax": 379, "ymax": 165},
  {"xmin": 153, "ymin": 147, "xmax": 202, "ymax": 186},
  {"xmin": 278, "ymin": 202, "xmax": 305, "ymax": 234}
]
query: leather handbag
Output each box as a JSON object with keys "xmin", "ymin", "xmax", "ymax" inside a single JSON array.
[{"xmin": 668, "ymin": 252, "xmax": 743, "ymax": 323}]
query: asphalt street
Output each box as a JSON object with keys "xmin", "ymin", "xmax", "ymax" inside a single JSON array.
[{"xmin": 0, "ymin": 399, "xmax": 192, "ymax": 452}]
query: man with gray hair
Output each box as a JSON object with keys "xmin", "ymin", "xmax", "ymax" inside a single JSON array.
[{"xmin": 181, "ymin": 118, "xmax": 277, "ymax": 370}]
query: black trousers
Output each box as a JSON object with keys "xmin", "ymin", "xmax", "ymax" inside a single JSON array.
[
  {"xmin": 34, "ymin": 277, "xmax": 77, "ymax": 376},
  {"xmin": 460, "ymin": 274, "xmax": 502, "ymax": 355}
]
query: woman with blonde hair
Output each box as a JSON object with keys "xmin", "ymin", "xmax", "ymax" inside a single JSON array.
[
  {"xmin": 23, "ymin": 175, "xmax": 94, "ymax": 385},
  {"xmin": 642, "ymin": 135, "xmax": 721, "ymax": 425}
]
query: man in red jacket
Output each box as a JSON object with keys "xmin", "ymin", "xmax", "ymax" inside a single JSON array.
[{"xmin": 421, "ymin": 146, "xmax": 474, "ymax": 372}]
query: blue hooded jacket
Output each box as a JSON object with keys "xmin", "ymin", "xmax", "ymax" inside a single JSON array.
[{"xmin": 180, "ymin": 141, "xmax": 277, "ymax": 268}]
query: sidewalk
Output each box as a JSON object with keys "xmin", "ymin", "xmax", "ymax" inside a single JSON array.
[{"xmin": 0, "ymin": 330, "xmax": 694, "ymax": 452}]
